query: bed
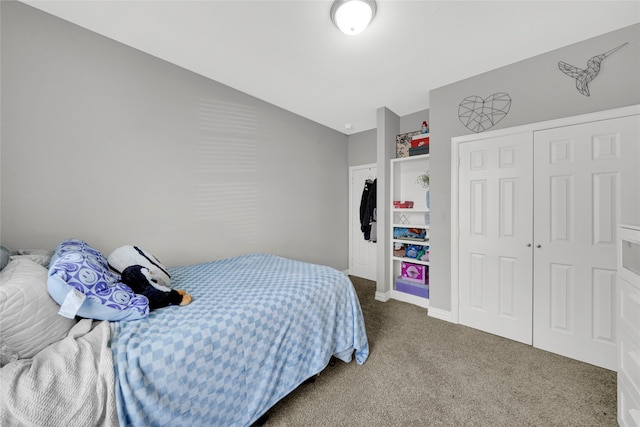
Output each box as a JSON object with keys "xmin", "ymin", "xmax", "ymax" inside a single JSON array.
[{"xmin": 0, "ymin": 241, "xmax": 369, "ymax": 427}]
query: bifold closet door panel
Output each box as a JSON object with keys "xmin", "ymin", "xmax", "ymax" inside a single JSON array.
[
  {"xmin": 458, "ymin": 132, "xmax": 534, "ymax": 345},
  {"xmin": 533, "ymin": 115, "xmax": 640, "ymax": 371}
]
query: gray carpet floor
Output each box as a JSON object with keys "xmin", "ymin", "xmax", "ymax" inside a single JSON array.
[{"xmin": 263, "ymin": 276, "xmax": 617, "ymax": 426}]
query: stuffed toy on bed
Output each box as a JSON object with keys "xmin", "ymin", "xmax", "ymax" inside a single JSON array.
[
  {"xmin": 108, "ymin": 245, "xmax": 192, "ymax": 309},
  {"xmin": 108, "ymin": 245, "xmax": 171, "ymax": 287},
  {"xmin": 121, "ymin": 265, "xmax": 192, "ymax": 309}
]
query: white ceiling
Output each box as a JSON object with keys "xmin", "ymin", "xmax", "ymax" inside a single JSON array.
[{"xmin": 21, "ymin": 1, "xmax": 640, "ymax": 135}]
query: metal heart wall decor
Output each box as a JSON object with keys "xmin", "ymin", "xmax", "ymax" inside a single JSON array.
[{"xmin": 458, "ymin": 92, "xmax": 512, "ymax": 133}]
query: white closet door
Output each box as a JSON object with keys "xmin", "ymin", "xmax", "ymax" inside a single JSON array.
[
  {"xmin": 533, "ymin": 115, "xmax": 640, "ymax": 371},
  {"xmin": 458, "ymin": 132, "xmax": 534, "ymax": 344}
]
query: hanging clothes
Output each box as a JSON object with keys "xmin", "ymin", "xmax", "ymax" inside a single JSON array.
[
  {"xmin": 359, "ymin": 179, "xmax": 372, "ymax": 240},
  {"xmin": 369, "ymin": 178, "xmax": 377, "ymax": 242},
  {"xmin": 370, "ymin": 207, "xmax": 377, "ymax": 243},
  {"xmin": 359, "ymin": 178, "xmax": 377, "ymax": 241}
]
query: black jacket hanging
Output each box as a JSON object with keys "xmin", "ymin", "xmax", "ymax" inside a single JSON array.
[
  {"xmin": 360, "ymin": 179, "xmax": 377, "ymax": 241},
  {"xmin": 359, "ymin": 180, "xmax": 372, "ymax": 240}
]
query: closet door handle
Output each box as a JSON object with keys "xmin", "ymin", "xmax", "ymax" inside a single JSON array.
[
  {"xmin": 536, "ymin": 244, "xmax": 542, "ymax": 248},
  {"xmin": 526, "ymin": 243, "xmax": 532, "ymax": 247}
]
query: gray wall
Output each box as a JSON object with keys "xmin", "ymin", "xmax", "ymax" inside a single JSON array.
[
  {"xmin": 348, "ymin": 129, "xmax": 376, "ymax": 167},
  {"xmin": 429, "ymin": 23, "xmax": 640, "ymax": 312},
  {"xmin": 375, "ymin": 107, "xmax": 400, "ymax": 293},
  {"xmin": 347, "ymin": 109, "xmax": 429, "ymax": 168},
  {"xmin": 1, "ymin": 1, "xmax": 350, "ymax": 269},
  {"xmin": 400, "ymin": 110, "xmax": 429, "ymax": 136}
]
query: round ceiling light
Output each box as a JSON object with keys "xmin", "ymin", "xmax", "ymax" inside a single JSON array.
[{"xmin": 330, "ymin": 0, "xmax": 377, "ymax": 36}]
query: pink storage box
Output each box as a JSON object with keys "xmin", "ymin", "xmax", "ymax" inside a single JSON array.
[
  {"xmin": 400, "ymin": 262, "xmax": 428, "ymax": 284},
  {"xmin": 395, "ymin": 276, "xmax": 429, "ymax": 298}
]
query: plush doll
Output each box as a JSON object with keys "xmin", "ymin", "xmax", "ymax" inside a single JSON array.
[
  {"xmin": 108, "ymin": 245, "xmax": 192, "ymax": 310},
  {"xmin": 108, "ymin": 245, "xmax": 172, "ymax": 288},
  {"xmin": 121, "ymin": 265, "xmax": 192, "ymax": 310}
]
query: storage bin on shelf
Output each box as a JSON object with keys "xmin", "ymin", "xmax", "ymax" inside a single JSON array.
[
  {"xmin": 400, "ymin": 261, "xmax": 428, "ymax": 284},
  {"xmin": 395, "ymin": 276, "xmax": 429, "ymax": 298},
  {"xmin": 395, "ymin": 260, "xmax": 429, "ymax": 298},
  {"xmin": 410, "ymin": 134, "xmax": 430, "ymax": 156},
  {"xmin": 393, "ymin": 201, "xmax": 414, "ymax": 209}
]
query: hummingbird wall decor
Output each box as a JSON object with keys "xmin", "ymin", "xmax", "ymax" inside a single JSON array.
[{"xmin": 558, "ymin": 42, "xmax": 628, "ymax": 97}]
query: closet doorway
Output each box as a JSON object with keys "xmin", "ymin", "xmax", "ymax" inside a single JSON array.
[{"xmin": 349, "ymin": 163, "xmax": 377, "ymax": 281}]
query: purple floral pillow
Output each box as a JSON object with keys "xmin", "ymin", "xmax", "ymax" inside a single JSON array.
[{"xmin": 47, "ymin": 239, "xmax": 149, "ymax": 321}]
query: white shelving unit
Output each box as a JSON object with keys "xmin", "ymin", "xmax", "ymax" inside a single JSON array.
[{"xmin": 389, "ymin": 153, "xmax": 430, "ymax": 308}]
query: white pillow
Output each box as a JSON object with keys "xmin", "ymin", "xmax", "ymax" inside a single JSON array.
[
  {"xmin": 0, "ymin": 258, "xmax": 77, "ymax": 365},
  {"xmin": 11, "ymin": 249, "xmax": 54, "ymax": 267}
]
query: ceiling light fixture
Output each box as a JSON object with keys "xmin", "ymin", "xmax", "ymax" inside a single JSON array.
[{"xmin": 330, "ymin": 0, "xmax": 377, "ymax": 36}]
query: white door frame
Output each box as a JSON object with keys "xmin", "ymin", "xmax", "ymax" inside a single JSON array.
[
  {"xmin": 349, "ymin": 163, "xmax": 377, "ymax": 279},
  {"xmin": 450, "ymin": 105, "xmax": 640, "ymax": 325}
]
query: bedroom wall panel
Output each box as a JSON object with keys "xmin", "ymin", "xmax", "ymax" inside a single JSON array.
[
  {"xmin": 0, "ymin": 1, "xmax": 350, "ymax": 270},
  {"xmin": 348, "ymin": 129, "xmax": 377, "ymax": 167}
]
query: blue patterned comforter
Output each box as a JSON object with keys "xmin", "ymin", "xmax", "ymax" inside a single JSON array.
[{"xmin": 110, "ymin": 253, "xmax": 369, "ymax": 426}]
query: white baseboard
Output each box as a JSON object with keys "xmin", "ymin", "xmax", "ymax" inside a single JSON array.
[
  {"xmin": 375, "ymin": 290, "xmax": 391, "ymax": 302},
  {"xmin": 427, "ymin": 306, "xmax": 454, "ymax": 323}
]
